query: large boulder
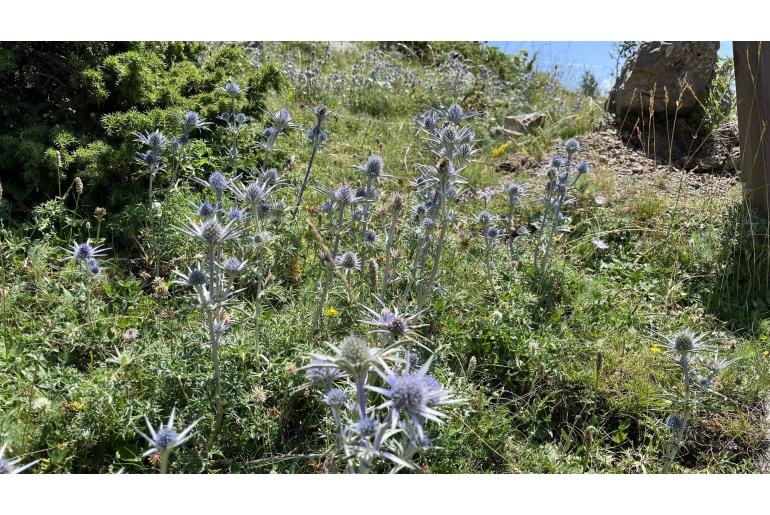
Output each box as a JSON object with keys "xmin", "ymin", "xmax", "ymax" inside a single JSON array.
[{"xmin": 608, "ymin": 41, "xmax": 720, "ymax": 116}]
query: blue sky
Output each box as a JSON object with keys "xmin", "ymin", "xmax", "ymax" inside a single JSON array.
[{"xmin": 487, "ymin": 41, "xmax": 733, "ymax": 92}]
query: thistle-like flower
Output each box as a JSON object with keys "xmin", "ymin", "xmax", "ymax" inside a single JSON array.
[
  {"xmin": 664, "ymin": 329, "xmax": 709, "ymax": 356},
  {"xmin": 65, "ymin": 240, "xmax": 109, "ymax": 263},
  {"xmin": 363, "ymin": 230, "xmax": 377, "ymax": 245},
  {"xmin": 335, "ymin": 251, "xmax": 360, "ymax": 273},
  {"xmin": 270, "ymin": 107, "xmax": 296, "ymax": 133},
  {"xmin": 137, "ymin": 408, "xmax": 202, "ymax": 459},
  {"xmin": 305, "ymin": 359, "xmax": 345, "ymax": 389},
  {"xmin": 207, "ymin": 171, "xmax": 229, "ymax": 193},
  {"xmin": 0, "ymin": 442, "xmax": 39, "ymax": 474},
  {"xmin": 361, "ymin": 301, "xmax": 423, "ymax": 341},
  {"xmin": 177, "ymin": 218, "xmax": 240, "ymax": 247},
  {"xmin": 564, "ymin": 138, "xmax": 580, "ymax": 157},
  {"xmin": 369, "ymin": 355, "xmax": 457, "ymax": 438},
  {"xmin": 324, "ymin": 388, "xmax": 348, "ymax": 408},
  {"xmin": 197, "ymin": 202, "xmax": 215, "ymax": 218},
  {"xmin": 355, "ymin": 154, "xmax": 387, "ymax": 180},
  {"xmin": 183, "ymin": 111, "xmax": 211, "ymax": 133},
  {"xmin": 221, "ymin": 256, "xmax": 246, "ymax": 275},
  {"xmin": 224, "ymin": 79, "xmax": 241, "ymax": 99},
  {"xmin": 133, "ymin": 129, "xmax": 167, "ymax": 150}
]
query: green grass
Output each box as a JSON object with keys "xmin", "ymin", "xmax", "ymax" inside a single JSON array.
[{"xmin": 1, "ymin": 42, "xmax": 768, "ymax": 474}]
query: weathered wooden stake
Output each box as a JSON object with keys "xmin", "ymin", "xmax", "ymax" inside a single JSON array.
[{"xmin": 734, "ymin": 42, "xmax": 770, "ymax": 216}]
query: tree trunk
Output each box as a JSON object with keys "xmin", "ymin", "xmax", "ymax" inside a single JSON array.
[{"xmin": 734, "ymin": 42, "xmax": 770, "ymax": 216}]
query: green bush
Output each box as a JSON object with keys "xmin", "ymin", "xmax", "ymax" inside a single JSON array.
[{"xmin": 0, "ymin": 42, "xmax": 283, "ymax": 215}]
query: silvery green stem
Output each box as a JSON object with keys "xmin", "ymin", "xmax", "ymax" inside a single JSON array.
[
  {"xmin": 663, "ymin": 361, "xmax": 692, "ymax": 472},
  {"xmin": 381, "ymin": 208, "xmax": 398, "ymax": 299},
  {"xmin": 359, "ymin": 176, "xmax": 373, "ymax": 276},
  {"xmin": 312, "ymin": 206, "xmax": 344, "ymax": 330},
  {"xmin": 255, "ymin": 250, "xmax": 264, "ymax": 360},
  {"xmin": 231, "ymin": 97, "xmax": 238, "ymax": 176},
  {"xmin": 397, "ymin": 223, "xmax": 427, "ymax": 309},
  {"xmin": 355, "ymin": 374, "xmax": 367, "ymax": 421},
  {"xmin": 506, "ymin": 204, "xmax": 515, "ymax": 260},
  {"xmin": 293, "ymin": 144, "xmax": 319, "ymax": 220},
  {"xmin": 160, "ymin": 450, "xmax": 169, "ymax": 474},
  {"xmin": 207, "ymin": 244, "xmax": 223, "ymax": 433},
  {"xmin": 418, "ymin": 183, "xmax": 448, "ymax": 310}
]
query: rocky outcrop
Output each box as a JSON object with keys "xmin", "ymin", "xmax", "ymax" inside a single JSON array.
[
  {"xmin": 608, "ymin": 41, "xmax": 720, "ymax": 116},
  {"xmin": 607, "ymin": 41, "xmax": 737, "ymax": 173}
]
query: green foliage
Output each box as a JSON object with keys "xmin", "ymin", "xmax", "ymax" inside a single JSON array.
[{"xmin": 0, "ymin": 42, "xmax": 283, "ymax": 216}]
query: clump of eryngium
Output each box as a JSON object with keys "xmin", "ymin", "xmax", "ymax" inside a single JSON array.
[
  {"xmin": 406, "ymin": 103, "xmax": 479, "ymax": 308},
  {"xmin": 303, "ymin": 335, "xmax": 460, "ymax": 473},
  {"xmin": 533, "ymin": 138, "xmax": 589, "ymax": 282},
  {"xmin": 660, "ymin": 329, "xmax": 736, "ymax": 471}
]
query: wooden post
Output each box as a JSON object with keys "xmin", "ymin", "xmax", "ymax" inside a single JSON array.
[{"xmin": 734, "ymin": 42, "xmax": 770, "ymax": 216}]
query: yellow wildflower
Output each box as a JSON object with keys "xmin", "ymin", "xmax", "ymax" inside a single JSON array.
[
  {"xmin": 324, "ymin": 306, "xmax": 340, "ymax": 317},
  {"xmin": 763, "ymin": 350, "xmax": 769, "ymax": 358},
  {"xmin": 491, "ymin": 142, "xmax": 510, "ymax": 158},
  {"xmin": 650, "ymin": 345, "xmax": 662, "ymax": 354}
]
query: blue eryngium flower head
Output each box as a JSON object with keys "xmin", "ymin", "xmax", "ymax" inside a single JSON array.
[
  {"xmin": 664, "ymin": 329, "xmax": 708, "ymax": 355},
  {"xmin": 197, "ymin": 202, "xmax": 215, "ymax": 218},
  {"xmin": 177, "ymin": 218, "xmax": 240, "ymax": 247},
  {"xmin": 134, "ymin": 129, "xmax": 167, "ymax": 150},
  {"xmin": 353, "ymin": 417, "xmax": 379, "ymax": 437},
  {"xmin": 368, "ymin": 354, "xmax": 457, "ymax": 436},
  {"xmin": 86, "ymin": 258, "xmax": 100, "ymax": 274},
  {"xmin": 137, "ymin": 408, "xmax": 202, "ymax": 457},
  {"xmin": 363, "ymin": 230, "xmax": 377, "ymax": 245},
  {"xmin": 357, "ymin": 154, "xmax": 385, "ymax": 179},
  {"xmin": 324, "ymin": 388, "xmax": 348, "ymax": 408},
  {"xmin": 577, "ymin": 161, "xmax": 590, "ymax": 174},
  {"xmin": 74, "ymin": 242, "xmax": 95, "ymax": 261},
  {"xmin": 476, "ymin": 211, "xmax": 494, "ymax": 225},
  {"xmin": 306, "ymin": 125, "xmax": 328, "ymax": 147},
  {"xmin": 187, "ymin": 268, "xmax": 207, "ymax": 286},
  {"xmin": 550, "ymin": 156, "xmax": 565, "ymax": 168},
  {"xmin": 138, "ymin": 150, "xmax": 162, "ymax": 168},
  {"xmin": 222, "ymin": 257, "xmax": 244, "ymax": 274},
  {"xmin": 361, "ymin": 302, "xmax": 423, "ymax": 341},
  {"xmin": 309, "ymin": 104, "xmax": 331, "ymax": 124},
  {"xmin": 332, "ymin": 184, "xmax": 356, "ymax": 206},
  {"xmin": 305, "ymin": 359, "xmax": 344, "ymax": 388},
  {"xmin": 209, "ymin": 171, "xmax": 228, "ymax": 192},
  {"xmin": 505, "ymin": 182, "xmax": 526, "ymax": 201},
  {"xmin": 68, "ymin": 240, "xmax": 108, "ymax": 263},
  {"xmin": 484, "ymin": 226, "xmax": 501, "ymax": 240},
  {"xmin": 183, "ymin": 111, "xmax": 210, "ymax": 133},
  {"xmin": 228, "ymin": 207, "xmax": 244, "ymax": 222},
  {"xmin": 335, "ymin": 251, "xmax": 360, "ymax": 271},
  {"xmin": 443, "ymin": 103, "xmax": 478, "ymax": 123},
  {"xmin": 416, "ymin": 110, "xmax": 438, "ymax": 132},
  {"xmin": 260, "ymin": 168, "xmax": 280, "ymax": 185},
  {"xmin": 0, "ymin": 442, "xmax": 39, "ymax": 474},
  {"xmin": 564, "ymin": 138, "xmax": 580, "ymax": 156},
  {"xmin": 224, "ymin": 79, "xmax": 241, "ymax": 98},
  {"xmin": 270, "ymin": 108, "xmax": 295, "ymax": 132}
]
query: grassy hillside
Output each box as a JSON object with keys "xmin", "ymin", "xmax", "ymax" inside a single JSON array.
[{"xmin": 1, "ymin": 41, "xmax": 767, "ymax": 474}]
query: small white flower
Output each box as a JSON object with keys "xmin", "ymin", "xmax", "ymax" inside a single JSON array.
[
  {"xmin": 591, "ymin": 238, "xmax": 609, "ymax": 251},
  {"xmin": 32, "ymin": 397, "xmax": 52, "ymax": 411}
]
